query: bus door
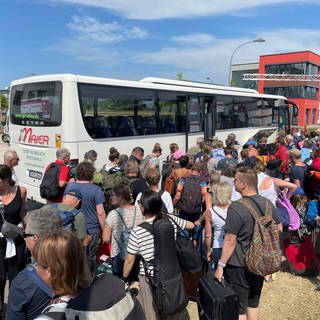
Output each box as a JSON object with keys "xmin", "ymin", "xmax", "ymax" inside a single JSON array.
[
  {"xmin": 187, "ymin": 96, "xmax": 203, "ymax": 150},
  {"xmin": 272, "ymin": 105, "xmax": 289, "ymax": 134},
  {"xmin": 203, "ymin": 97, "xmax": 216, "ymax": 141}
]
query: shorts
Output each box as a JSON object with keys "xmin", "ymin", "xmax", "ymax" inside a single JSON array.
[{"xmin": 224, "ymin": 265, "xmax": 264, "ymax": 315}]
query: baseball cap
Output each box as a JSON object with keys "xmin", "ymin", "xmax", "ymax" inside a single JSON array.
[
  {"xmin": 64, "ymin": 189, "xmax": 82, "ymax": 200},
  {"xmin": 246, "ymin": 140, "xmax": 257, "ymax": 147}
]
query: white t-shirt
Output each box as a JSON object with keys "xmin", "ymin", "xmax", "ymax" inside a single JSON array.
[
  {"xmin": 210, "ymin": 206, "xmax": 228, "ymax": 248},
  {"xmin": 135, "ymin": 190, "xmax": 174, "ymax": 214}
]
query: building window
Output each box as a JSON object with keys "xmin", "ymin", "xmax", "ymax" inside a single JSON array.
[{"xmin": 305, "ymin": 109, "xmax": 310, "ymax": 124}]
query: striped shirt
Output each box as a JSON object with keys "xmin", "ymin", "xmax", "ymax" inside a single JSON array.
[{"xmin": 127, "ymin": 214, "xmax": 187, "ymax": 275}]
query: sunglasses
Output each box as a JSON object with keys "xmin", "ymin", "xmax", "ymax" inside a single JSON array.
[{"xmin": 22, "ymin": 232, "xmax": 35, "ymax": 238}]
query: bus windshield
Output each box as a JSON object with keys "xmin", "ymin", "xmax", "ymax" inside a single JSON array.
[{"xmin": 10, "ymin": 81, "xmax": 62, "ymax": 126}]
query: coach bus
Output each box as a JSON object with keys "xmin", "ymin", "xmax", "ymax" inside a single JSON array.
[{"xmin": 9, "ymin": 74, "xmax": 297, "ymax": 201}]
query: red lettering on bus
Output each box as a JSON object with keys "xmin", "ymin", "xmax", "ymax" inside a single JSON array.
[{"xmin": 18, "ymin": 127, "xmax": 49, "ymax": 145}]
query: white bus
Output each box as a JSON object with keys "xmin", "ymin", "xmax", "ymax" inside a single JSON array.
[{"xmin": 9, "ymin": 74, "xmax": 297, "ymax": 202}]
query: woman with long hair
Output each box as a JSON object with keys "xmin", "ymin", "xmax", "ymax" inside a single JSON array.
[
  {"xmin": 102, "ymin": 184, "xmax": 144, "ymax": 278},
  {"xmin": 123, "ymin": 190, "xmax": 194, "ymax": 319},
  {"xmin": 33, "ymin": 231, "xmax": 91, "ymax": 319},
  {"xmin": 0, "ymin": 164, "xmax": 27, "ymax": 317}
]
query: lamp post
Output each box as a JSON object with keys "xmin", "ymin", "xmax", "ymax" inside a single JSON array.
[{"xmin": 228, "ymin": 37, "xmax": 265, "ymax": 86}]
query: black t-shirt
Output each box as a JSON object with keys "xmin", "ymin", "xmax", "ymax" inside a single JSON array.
[{"xmin": 225, "ymin": 194, "xmax": 280, "ymax": 267}]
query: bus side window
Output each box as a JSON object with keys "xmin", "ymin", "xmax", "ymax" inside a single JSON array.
[
  {"xmin": 83, "ymin": 116, "xmax": 94, "ymax": 138},
  {"xmin": 93, "ymin": 116, "xmax": 112, "ymax": 138},
  {"xmin": 161, "ymin": 116, "xmax": 177, "ymax": 133},
  {"xmin": 142, "ymin": 116, "xmax": 157, "ymax": 135},
  {"xmin": 118, "ymin": 116, "xmax": 138, "ymax": 137}
]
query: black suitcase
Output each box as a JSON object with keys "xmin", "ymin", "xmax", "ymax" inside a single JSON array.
[{"xmin": 198, "ymin": 271, "xmax": 239, "ymax": 320}]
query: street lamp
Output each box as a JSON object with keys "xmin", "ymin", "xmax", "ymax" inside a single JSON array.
[
  {"xmin": 228, "ymin": 37, "xmax": 265, "ymax": 86},
  {"xmin": 206, "ymin": 77, "xmax": 214, "ymax": 84}
]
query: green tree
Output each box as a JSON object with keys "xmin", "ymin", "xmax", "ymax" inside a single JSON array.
[
  {"xmin": 176, "ymin": 72, "xmax": 183, "ymax": 80},
  {"xmin": 0, "ymin": 94, "xmax": 9, "ymax": 111}
]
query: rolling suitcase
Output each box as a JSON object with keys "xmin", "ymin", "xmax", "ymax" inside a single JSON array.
[
  {"xmin": 197, "ymin": 271, "xmax": 239, "ymax": 320},
  {"xmin": 283, "ymin": 233, "xmax": 320, "ymax": 275}
]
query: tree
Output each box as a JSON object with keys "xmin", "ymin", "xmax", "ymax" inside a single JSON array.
[
  {"xmin": 176, "ymin": 72, "xmax": 183, "ymax": 80},
  {"xmin": 0, "ymin": 94, "xmax": 9, "ymax": 111}
]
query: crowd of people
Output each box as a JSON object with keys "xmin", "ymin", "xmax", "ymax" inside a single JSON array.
[{"xmin": 0, "ymin": 126, "xmax": 320, "ymax": 319}]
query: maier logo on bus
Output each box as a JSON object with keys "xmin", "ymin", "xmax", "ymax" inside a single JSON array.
[{"xmin": 18, "ymin": 127, "xmax": 49, "ymax": 145}]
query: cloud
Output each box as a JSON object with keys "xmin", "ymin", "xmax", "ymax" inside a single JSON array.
[
  {"xmin": 133, "ymin": 28, "xmax": 320, "ymax": 84},
  {"xmin": 67, "ymin": 15, "xmax": 148, "ymax": 42},
  {"xmin": 171, "ymin": 33, "xmax": 216, "ymax": 45},
  {"xmin": 50, "ymin": 0, "xmax": 319, "ymax": 20}
]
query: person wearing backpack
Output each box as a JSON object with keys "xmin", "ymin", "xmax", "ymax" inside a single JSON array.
[
  {"xmin": 173, "ymin": 163, "xmax": 208, "ymax": 221},
  {"xmin": 102, "ymin": 184, "xmax": 144, "ymax": 278},
  {"xmin": 64, "ymin": 162, "xmax": 106, "ymax": 276},
  {"xmin": 41, "ymin": 148, "xmax": 71, "ymax": 203},
  {"xmin": 6, "ymin": 208, "xmax": 62, "ymax": 320},
  {"xmin": 43, "ymin": 189, "xmax": 91, "ymax": 245},
  {"xmin": 122, "ymin": 190, "xmax": 195, "ymax": 319},
  {"xmin": 215, "ymin": 167, "xmax": 282, "ymax": 320}
]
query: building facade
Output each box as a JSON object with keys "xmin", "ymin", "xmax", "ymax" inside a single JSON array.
[{"xmin": 258, "ymin": 51, "xmax": 320, "ymax": 126}]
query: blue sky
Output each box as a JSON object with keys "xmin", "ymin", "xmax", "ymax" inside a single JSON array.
[{"xmin": 1, "ymin": 0, "xmax": 320, "ymax": 88}]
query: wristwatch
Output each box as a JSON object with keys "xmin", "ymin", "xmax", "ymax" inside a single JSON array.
[{"xmin": 218, "ymin": 260, "xmax": 226, "ymax": 268}]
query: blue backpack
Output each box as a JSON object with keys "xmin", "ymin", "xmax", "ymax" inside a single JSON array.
[
  {"xmin": 49, "ymin": 203, "xmax": 79, "ymax": 232},
  {"xmin": 114, "ymin": 208, "xmax": 137, "ymax": 260},
  {"xmin": 304, "ymin": 200, "xmax": 319, "ymax": 229}
]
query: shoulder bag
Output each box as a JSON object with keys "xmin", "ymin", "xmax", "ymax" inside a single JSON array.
[{"xmin": 0, "ymin": 196, "xmax": 23, "ymax": 239}]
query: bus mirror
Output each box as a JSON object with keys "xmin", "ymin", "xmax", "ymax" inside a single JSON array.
[{"xmin": 293, "ymin": 105, "xmax": 298, "ymax": 118}]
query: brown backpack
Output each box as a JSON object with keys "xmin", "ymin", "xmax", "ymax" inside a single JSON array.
[{"xmin": 238, "ymin": 197, "xmax": 282, "ymax": 277}]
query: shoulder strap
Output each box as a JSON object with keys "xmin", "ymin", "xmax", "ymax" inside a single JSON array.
[
  {"xmin": 21, "ymin": 266, "xmax": 53, "ymax": 298},
  {"xmin": 139, "ymin": 222, "xmax": 154, "ymax": 234},
  {"xmin": 116, "ymin": 208, "xmax": 128, "ymax": 230},
  {"xmin": 167, "ymin": 215, "xmax": 182, "ymax": 232},
  {"xmin": 0, "ymin": 196, "xmax": 5, "ymax": 221},
  {"xmin": 211, "ymin": 207, "xmax": 226, "ymax": 222},
  {"xmin": 238, "ymin": 198, "xmax": 262, "ymax": 220}
]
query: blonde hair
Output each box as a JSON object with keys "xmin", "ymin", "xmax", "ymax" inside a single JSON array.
[
  {"xmin": 214, "ymin": 182, "xmax": 232, "ymax": 206},
  {"xmin": 33, "ymin": 231, "xmax": 90, "ymax": 296},
  {"xmin": 145, "ymin": 168, "xmax": 161, "ymax": 186}
]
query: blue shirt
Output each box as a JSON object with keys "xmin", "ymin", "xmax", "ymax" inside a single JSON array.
[
  {"xmin": 65, "ymin": 182, "xmax": 105, "ymax": 234},
  {"xmin": 6, "ymin": 265, "xmax": 51, "ymax": 320}
]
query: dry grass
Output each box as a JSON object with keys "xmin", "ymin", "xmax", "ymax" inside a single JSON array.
[{"xmin": 187, "ymin": 271, "xmax": 320, "ymax": 320}]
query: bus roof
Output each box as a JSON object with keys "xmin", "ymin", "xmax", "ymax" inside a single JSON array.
[
  {"xmin": 10, "ymin": 73, "xmax": 288, "ymax": 101},
  {"xmin": 140, "ymin": 77, "xmax": 259, "ymax": 94}
]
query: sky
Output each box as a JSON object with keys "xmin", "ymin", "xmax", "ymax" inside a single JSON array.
[{"xmin": 1, "ymin": 0, "xmax": 320, "ymax": 88}]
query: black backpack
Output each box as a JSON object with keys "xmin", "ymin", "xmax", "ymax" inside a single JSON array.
[
  {"xmin": 40, "ymin": 163, "xmax": 61, "ymax": 200},
  {"xmin": 177, "ymin": 176, "xmax": 203, "ymax": 215},
  {"xmin": 140, "ymin": 219, "xmax": 188, "ymax": 317}
]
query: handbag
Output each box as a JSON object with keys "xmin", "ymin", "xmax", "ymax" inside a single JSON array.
[
  {"xmin": 0, "ymin": 196, "xmax": 23, "ymax": 239},
  {"xmin": 275, "ymin": 184, "xmax": 300, "ymax": 231},
  {"xmin": 168, "ymin": 216, "xmax": 202, "ymax": 274}
]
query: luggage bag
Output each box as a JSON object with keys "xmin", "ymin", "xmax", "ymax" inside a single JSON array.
[
  {"xmin": 283, "ymin": 234, "xmax": 320, "ymax": 275},
  {"xmin": 197, "ymin": 271, "xmax": 239, "ymax": 320}
]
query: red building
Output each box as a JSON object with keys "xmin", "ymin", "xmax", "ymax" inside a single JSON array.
[{"xmin": 258, "ymin": 51, "xmax": 320, "ymax": 126}]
